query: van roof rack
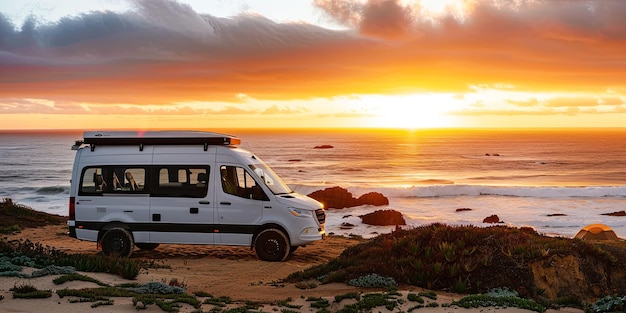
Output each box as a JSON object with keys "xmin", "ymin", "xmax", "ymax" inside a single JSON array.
[{"xmin": 77, "ymin": 131, "xmax": 241, "ymax": 151}]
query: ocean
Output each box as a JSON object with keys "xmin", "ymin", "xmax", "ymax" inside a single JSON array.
[{"xmin": 1, "ymin": 128, "xmax": 625, "ymax": 238}]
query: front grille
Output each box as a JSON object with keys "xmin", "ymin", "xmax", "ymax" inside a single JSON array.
[{"xmin": 315, "ymin": 209, "xmax": 326, "ymax": 225}]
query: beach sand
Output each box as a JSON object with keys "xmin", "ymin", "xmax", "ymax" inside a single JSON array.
[{"xmin": 0, "ymin": 224, "xmax": 584, "ymax": 312}]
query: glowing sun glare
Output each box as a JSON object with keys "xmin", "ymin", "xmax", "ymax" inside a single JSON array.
[{"xmin": 369, "ymin": 94, "xmax": 458, "ymax": 129}]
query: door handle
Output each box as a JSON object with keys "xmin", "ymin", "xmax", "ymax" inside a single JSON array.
[
  {"xmin": 199, "ymin": 200, "xmax": 210, "ymax": 204},
  {"xmin": 220, "ymin": 202, "xmax": 231, "ymax": 205}
]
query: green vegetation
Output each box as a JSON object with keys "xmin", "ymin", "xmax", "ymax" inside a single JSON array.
[
  {"xmin": 0, "ymin": 198, "xmax": 66, "ymax": 230},
  {"xmin": 287, "ymin": 223, "xmax": 626, "ymax": 300},
  {"xmin": 0, "ymin": 239, "xmax": 142, "ymax": 279},
  {"xmin": 0, "ymin": 224, "xmax": 20, "ymax": 235},
  {"xmin": 53, "ymin": 273, "xmax": 109, "ymax": 286},
  {"xmin": 348, "ymin": 273, "xmax": 397, "ymax": 288},
  {"xmin": 452, "ymin": 293, "xmax": 546, "ymax": 312},
  {"xmin": 335, "ymin": 291, "xmax": 402, "ymax": 313},
  {"xmin": 592, "ymin": 295, "xmax": 626, "ymax": 313},
  {"xmin": 10, "ymin": 283, "xmax": 52, "ymax": 299}
]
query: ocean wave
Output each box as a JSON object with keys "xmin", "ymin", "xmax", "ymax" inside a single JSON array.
[
  {"xmin": 36, "ymin": 186, "xmax": 69, "ymax": 195},
  {"xmin": 290, "ymin": 184, "xmax": 626, "ymax": 199}
]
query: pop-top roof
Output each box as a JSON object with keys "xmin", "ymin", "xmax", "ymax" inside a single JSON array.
[{"xmin": 77, "ymin": 131, "xmax": 240, "ymax": 151}]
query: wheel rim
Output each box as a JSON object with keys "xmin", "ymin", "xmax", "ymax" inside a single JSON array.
[
  {"xmin": 262, "ymin": 237, "xmax": 280, "ymax": 255},
  {"xmin": 111, "ymin": 236, "xmax": 125, "ymax": 253}
]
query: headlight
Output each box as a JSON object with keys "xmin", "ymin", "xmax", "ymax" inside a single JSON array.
[{"xmin": 289, "ymin": 207, "xmax": 312, "ymax": 217}]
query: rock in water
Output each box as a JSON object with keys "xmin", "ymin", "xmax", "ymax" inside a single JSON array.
[
  {"xmin": 307, "ymin": 186, "xmax": 388, "ymax": 209},
  {"xmin": 360, "ymin": 209, "xmax": 406, "ymax": 226}
]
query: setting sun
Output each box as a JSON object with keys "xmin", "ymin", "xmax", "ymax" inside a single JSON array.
[{"xmin": 366, "ymin": 94, "xmax": 459, "ymax": 129}]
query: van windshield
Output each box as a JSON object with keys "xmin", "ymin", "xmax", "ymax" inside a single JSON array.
[{"xmin": 249, "ymin": 163, "xmax": 292, "ymax": 195}]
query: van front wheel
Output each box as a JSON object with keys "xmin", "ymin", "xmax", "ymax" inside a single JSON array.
[
  {"xmin": 101, "ymin": 228, "xmax": 134, "ymax": 257},
  {"xmin": 254, "ymin": 229, "xmax": 289, "ymax": 262}
]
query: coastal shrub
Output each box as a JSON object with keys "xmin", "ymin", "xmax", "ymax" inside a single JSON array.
[
  {"xmin": 287, "ymin": 223, "xmax": 626, "ymax": 299},
  {"xmin": 307, "ymin": 297, "xmax": 330, "ymax": 309},
  {"xmin": 277, "ymin": 297, "xmax": 302, "ymax": 309},
  {"xmin": 10, "ymin": 284, "xmax": 52, "ymax": 299},
  {"xmin": 91, "ymin": 299, "xmax": 115, "ymax": 308},
  {"xmin": 335, "ymin": 292, "xmax": 360, "ymax": 302},
  {"xmin": 129, "ymin": 282, "xmax": 185, "ymax": 295},
  {"xmin": 348, "ymin": 273, "xmax": 397, "ymax": 288},
  {"xmin": 133, "ymin": 294, "xmax": 200, "ymax": 312},
  {"xmin": 0, "ymin": 239, "xmax": 142, "ymax": 279},
  {"xmin": 591, "ymin": 295, "xmax": 626, "ymax": 313},
  {"xmin": 53, "ymin": 273, "xmax": 109, "ymax": 286},
  {"xmin": 407, "ymin": 293, "xmax": 424, "ymax": 303},
  {"xmin": 452, "ymin": 294, "xmax": 546, "ymax": 313},
  {"xmin": 202, "ymin": 295, "xmax": 232, "ymax": 306},
  {"xmin": 0, "ymin": 198, "xmax": 66, "ymax": 229},
  {"xmin": 0, "ymin": 225, "xmax": 19, "ymax": 234},
  {"xmin": 418, "ymin": 291, "xmax": 437, "ymax": 300},
  {"xmin": 337, "ymin": 292, "xmax": 399, "ymax": 313}
]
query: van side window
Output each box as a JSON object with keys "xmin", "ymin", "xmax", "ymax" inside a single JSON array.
[
  {"xmin": 80, "ymin": 167, "xmax": 106, "ymax": 194},
  {"xmin": 112, "ymin": 168, "xmax": 145, "ymax": 192},
  {"xmin": 152, "ymin": 166, "xmax": 209, "ymax": 198},
  {"xmin": 220, "ymin": 165, "xmax": 269, "ymax": 201}
]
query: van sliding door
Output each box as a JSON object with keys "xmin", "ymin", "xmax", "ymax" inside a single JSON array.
[{"xmin": 149, "ymin": 146, "xmax": 215, "ymax": 244}]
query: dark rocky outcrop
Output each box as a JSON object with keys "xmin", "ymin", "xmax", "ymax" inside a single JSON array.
[
  {"xmin": 601, "ymin": 210, "xmax": 626, "ymax": 216},
  {"xmin": 456, "ymin": 208, "xmax": 472, "ymax": 212},
  {"xmin": 307, "ymin": 187, "xmax": 388, "ymax": 209},
  {"xmin": 355, "ymin": 192, "xmax": 389, "ymax": 206},
  {"xmin": 483, "ymin": 214, "xmax": 500, "ymax": 223},
  {"xmin": 314, "ymin": 145, "xmax": 334, "ymax": 149},
  {"xmin": 360, "ymin": 209, "xmax": 406, "ymax": 226}
]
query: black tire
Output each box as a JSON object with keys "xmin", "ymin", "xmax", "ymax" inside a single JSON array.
[
  {"xmin": 101, "ymin": 228, "xmax": 134, "ymax": 257},
  {"xmin": 289, "ymin": 245, "xmax": 299, "ymax": 255},
  {"xmin": 135, "ymin": 243, "xmax": 160, "ymax": 251},
  {"xmin": 254, "ymin": 228, "xmax": 290, "ymax": 262}
]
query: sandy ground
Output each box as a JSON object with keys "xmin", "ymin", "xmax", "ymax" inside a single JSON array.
[{"xmin": 0, "ymin": 224, "xmax": 584, "ymax": 312}]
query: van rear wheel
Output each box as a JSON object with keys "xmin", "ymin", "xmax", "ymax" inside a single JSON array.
[
  {"xmin": 101, "ymin": 228, "xmax": 134, "ymax": 257},
  {"xmin": 254, "ymin": 229, "xmax": 289, "ymax": 262},
  {"xmin": 135, "ymin": 243, "xmax": 159, "ymax": 251}
]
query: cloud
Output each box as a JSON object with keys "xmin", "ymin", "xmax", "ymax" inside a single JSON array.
[{"xmin": 1, "ymin": 0, "xmax": 626, "ymax": 109}]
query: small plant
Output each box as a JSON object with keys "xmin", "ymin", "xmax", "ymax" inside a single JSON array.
[
  {"xmin": 277, "ymin": 297, "xmax": 302, "ymax": 309},
  {"xmin": 130, "ymin": 282, "xmax": 185, "ymax": 294},
  {"xmin": 452, "ymin": 293, "xmax": 545, "ymax": 313},
  {"xmin": 91, "ymin": 299, "xmax": 114, "ymax": 308},
  {"xmin": 338, "ymin": 292, "xmax": 399, "ymax": 312},
  {"xmin": 335, "ymin": 292, "xmax": 360, "ymax": 302},
  {"xmin": 407, "ymin": 293, "xmax": 424, "ymax": 303},
  {"xmin": 438, "ymin": 241, "xmax": 457, "ymax": 262},
  {"xmin": 53, "ymin": 273, "xmax": 108, "ymax": 286},
  {"xmin": 202, "ymin": 295, "xmax": 232, "ymax": 307},
  {"xmin": 592, "ymin": 295, "xmax": 626, "ymax": 313},
  {"xmin": 11, "ymin": 284, "xmax": 52, "ymax": 299},
  {"xmin": 307, "ymin": 297, "xmax": 330, "ymax": 309},
  {"xmin": 451, "ymin": 276, "xmax": 469, "ymax": 293},
  {"xmin": 0, "ymin": 225, "xmax": 20, "ymax": 234},
  {"xmin": 193, "ymin": 291, "xmax": 212, "ymax": 297},
  {"xmin": 418, "ymin": 291, "xmax": 437, "ymax": 300},
  {"xmin": 348, "ymin": 273, "xmax": 397, "ymax": 288}
]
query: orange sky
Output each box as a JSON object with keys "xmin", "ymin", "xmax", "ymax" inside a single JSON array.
[{"xmin": 1, "ymin": 0, "xmax": 626, "ymax": 129}]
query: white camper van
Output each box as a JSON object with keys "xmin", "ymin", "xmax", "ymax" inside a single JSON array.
[{"xmin": 68, "ymin": 131, "xmax": 325, "ymax": 261}]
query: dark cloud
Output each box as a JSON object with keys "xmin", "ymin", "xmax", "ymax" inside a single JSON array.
[{"xmin": 1, "ymin": 0, "xmax": 626, "ymax": 108}]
